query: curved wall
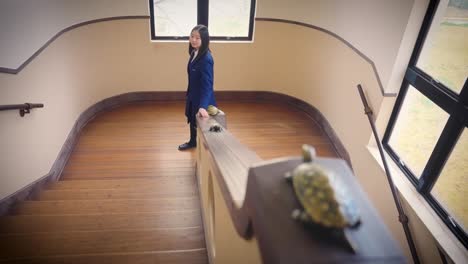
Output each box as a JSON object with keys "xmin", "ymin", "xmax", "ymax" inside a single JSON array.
[
  {"xmin": 0, "ymin": 16, "xmax": 449, "ymax": 262},
  {"xmin": 257, "ymin": 0, "xmax": 416, "ymax": 93},
  {"xmin": 0, "ymin": 0, "xmax": 421, "ymax": 94},
  {"xmin": 0, "ymin": 15, "xmax": 404, "ymax": 251},
  {"xmin": 0, "ymin": 0, "xmax": 147, "ymax": 70},
  {"xmin": 1, "ymin": 19, "xmax": 383, "ymax": 197},
  {"xmin": 0, "ymin": 19, "xmax": 185, "ymax": 200}
]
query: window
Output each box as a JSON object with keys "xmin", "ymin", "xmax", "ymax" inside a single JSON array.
[
  {"xmin": 149, "ymin": 0, "xmax": 256, "ymax": 41},
  {"xmin": 383, "ymin": 0, "xmax": 468, "ymax": 248}
]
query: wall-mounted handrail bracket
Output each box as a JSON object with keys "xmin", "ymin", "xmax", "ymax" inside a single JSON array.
[
  {"xmin": 0, "ymin": 103, "xmax": 44, "ymax": 117},
  {"xmin": 20, "ymin": 104, "xmax": 31, "ymax": 117}
]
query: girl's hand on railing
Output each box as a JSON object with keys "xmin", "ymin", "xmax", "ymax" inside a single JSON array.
[{"xmin": 197, "ymin": 108, "xmax": 209, "ymax": 118}]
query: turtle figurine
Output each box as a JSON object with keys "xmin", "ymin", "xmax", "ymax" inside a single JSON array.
[
  {"xmin": 207, "ymin": 105, "xmax": 219, "ymax": 116},
  {"xmin": 285, "ymin": 144, "xmax": 361, "ymax": 253}
]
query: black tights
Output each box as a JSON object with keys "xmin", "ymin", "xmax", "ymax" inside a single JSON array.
[{"xmin": 189, "ymin": 122, "xmax": 197, "ymax": 145}]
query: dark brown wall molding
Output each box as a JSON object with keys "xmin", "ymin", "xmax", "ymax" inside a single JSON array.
[
  {"xmin": 47, "ymin": 91, "xmax": 187, "ymax": 183},
  {"xmin": 1, "ymin": 15, "xmax": 395, "ymax": 98},
  {"xmin": 0, "ymin": 91, "xmax": 185, "ymax": 216},
  {"xmin": 0, "ymin": 90, "xmax": 350, "ymax": 216},
  {"xmin": 0, "ymin": 16, "xmax": 149, "ymax": 75},
  {"xmin": 256, "ymin": 18, "xmax": 396, "ymax": 97},
  {"xmin": 216, "ymin": 91, "xmax": 352, "ymax": 169},
  {"xmin": 0, "ymin": 172, "xmax": 54, "ymax": 216}
]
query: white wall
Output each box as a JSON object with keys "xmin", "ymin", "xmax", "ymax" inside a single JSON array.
[{"xmin": 0, "ymin": 0, "xmax": 147, "ymax": 70}]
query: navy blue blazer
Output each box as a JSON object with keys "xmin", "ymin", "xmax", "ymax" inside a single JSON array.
[{"xmin": 185, "ymin": 50, "xmax": 217, "ymax": 123}]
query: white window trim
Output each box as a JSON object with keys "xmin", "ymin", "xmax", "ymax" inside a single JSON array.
[{"xmin": 367, "ymin": 145, "xmax": 467, "ymax": 263}]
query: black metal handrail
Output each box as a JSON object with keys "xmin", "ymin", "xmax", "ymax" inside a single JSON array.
[
  {"xmin": 357, "ymin": 84, "xmax": 420, "ymax": 264},
  {"xmin": 0, "ymin": 103, "xmax": 44, "ymax": 117}
]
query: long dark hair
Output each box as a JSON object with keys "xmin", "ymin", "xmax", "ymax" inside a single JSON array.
[{"xmin": 188, "ymin": 25, "xmax": 210, "ymax": 61}]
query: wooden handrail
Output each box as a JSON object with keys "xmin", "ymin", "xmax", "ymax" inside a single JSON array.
[
  {"xmin": 0, "ymin": 103, "xmax": 44, "ymax": 117},
  {"xmin": 198, "ymin": 115, "xmax": 261, "ymax": 238},
  {"xmin": 197, "ymin": 114, "xmax": 406, "ymax": 263}
]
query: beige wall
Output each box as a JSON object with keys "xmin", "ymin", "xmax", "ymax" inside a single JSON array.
[
  {"xmin": 0, "ymin": 0, "xmax": 148, "ymax": 69},
  {"xmin": 0, "ymin": 19, "xmax": 186, "ymax": 200},
  {"xmin": 257, "ymin": 0, "xmax": 416, "ymax": 94},
  {"xmin": 1, "ymin": 0, "xmax": 418, "ymax": 94},
  {"xmin": 0, "ymin": 17, "xmax": 381, "ymax": 203},
  {"xmin": 0, "ymin": 18, "xmax": 451, "ymax": 262}
]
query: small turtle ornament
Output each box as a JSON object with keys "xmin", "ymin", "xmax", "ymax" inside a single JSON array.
[
  {"xmin": 285, "ymin": 145, "xmax": 361, "ymax": 253},
  {"xmin": 207, "ymin": 105, "xmax": 219, "ymax": 116}
]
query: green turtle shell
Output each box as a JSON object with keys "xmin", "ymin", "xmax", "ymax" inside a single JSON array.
[
  {"xmin": 291, "ymin": 163, "xmax": 359, "ymax": 228},
  {"xmin": 207, "ymin": 105, "xmax": 219, "ymax": 116}
]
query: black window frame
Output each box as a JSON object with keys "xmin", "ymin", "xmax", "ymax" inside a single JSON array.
[
  {"xmin": 149, "ymin": 0, "xmax": 256, "ymax": 41},
  {"xmin": 383, "ymin": 0, "xmax": 468, "ymax": 248}
]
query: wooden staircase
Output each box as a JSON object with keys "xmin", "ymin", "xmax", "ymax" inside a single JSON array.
[
  {"xmin": 0, "ymin": 179, "xmax": 207, "ymax": 263},
  {"xmin": 0, "ymin": 102, "xmax": 208, "ymax": 263},
  {"xmin": 0, "ymin": 100, "xmax": 339, "ymax": 263}
]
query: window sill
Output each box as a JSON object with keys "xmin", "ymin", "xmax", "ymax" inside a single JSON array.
[{"xmin": 367, "ymin": 145, "xmax": 467, "ymax": 263}]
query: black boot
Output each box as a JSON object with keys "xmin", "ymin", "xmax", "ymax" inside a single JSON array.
[
  {"xmin": 178, "ymin": 142, "xmax": 196, "ymax": 150},
  {"xmin": 178, "ymin": 123, "xmax": 197, "ymax": 151}
]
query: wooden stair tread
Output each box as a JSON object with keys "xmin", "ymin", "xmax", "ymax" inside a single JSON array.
[
  {"xmin": 63, "ymin": 166, "xmax": 196, "ymax": 174},
  {"xmin": 0, "ymin": 211, "xmax": 202, "ymax": 233},
  {"xmin": 36, "ymin": 188, "xmax": 198, "ymax": 200},
  {"xmin": 60, "ymin": 173, "xmax": 197, "ymax": 180},
  {"xmin": 67, "ymin": 153, "xmax": 196, "ymax": 162},
  {"xmin": 47, "ymin": 178, "xmax": 195, "ymax": 190},
  {"xmin": 73, "ymin": 145, "xmax": 196, "ymax": 152},
  {"xmin": 60, "ymin": 171, "xmax": 197, "ymax": 179},
  {"xmin": 0, "ymin": 227, "xmax": 205, "ymax": 259},
  {"xmin": 0, "ymin": 248, "xmax": 208, "ymax": 264},
  {"xmin": 64, "ymin": 161, "xmax": 195, "ymax": 170},
  {"xmin": 13, "ymin": 198, "xmax": 200, "ymax": 215}
]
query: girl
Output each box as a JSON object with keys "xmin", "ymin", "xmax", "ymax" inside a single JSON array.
[{"xmin": 178, "ymin": 25, "xmax": 217, "ymax": 151}]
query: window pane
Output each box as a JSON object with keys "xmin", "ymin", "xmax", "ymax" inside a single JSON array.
[
  {"xmin": 431, "ymin": 128, "xmax": 468, "ymax": 232},
  {"xmin": 209, "ymin": 0, "xmax": 252, "ymax": 37},
  {"xmin": 416, "ymin": 0, "xmax": 468, "ymax": 93},
  {"xmin": 388, "ymin": 86, "xmax": 449, "ymax": 177},
  {"xmin": 153, "ymin": 0, "xmax": 197, "ymax": 37}
]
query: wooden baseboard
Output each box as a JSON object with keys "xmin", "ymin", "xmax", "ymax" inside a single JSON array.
[
  {"xmin": 0, "ymin": 91, "xmax": 185, "ymax": 216},
  {"xmin": 0, "ymin": 172, "xmax": 54, "ymax": 216},
  {"xmin": 216, "ymin": 91, "xmax": 352, "ymax": 168},
  {"xmin": 0, "ymin": 90, "xmax": 351, "ymax": 216}
]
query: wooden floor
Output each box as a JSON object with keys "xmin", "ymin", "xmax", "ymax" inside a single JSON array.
[
  {"xmin": 218, "ymin": 101, "xmax": 338, "ymax": 160},
  {"xmin": 0, "ymin": 100, "xmax": 337, "ymax": 263}
]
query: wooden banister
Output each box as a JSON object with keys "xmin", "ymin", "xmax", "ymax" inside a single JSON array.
[{"xmin": 197, "ymin": 113, "xmax": 406, "ymax": 263}]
